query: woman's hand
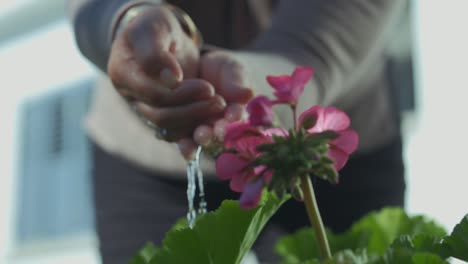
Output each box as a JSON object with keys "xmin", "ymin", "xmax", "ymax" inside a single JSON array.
[
  {"xmin": 178, "ymin": 50, "xmax": 255, "ymax": 160},
  {"xmin": 107, "ymin": 5, "xmax": 226, "ymax": 142}
]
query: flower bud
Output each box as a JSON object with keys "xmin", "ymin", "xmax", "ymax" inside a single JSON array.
[{"xmin": 300, "ymin": 114, "xmax": 317, "ymax": 130}]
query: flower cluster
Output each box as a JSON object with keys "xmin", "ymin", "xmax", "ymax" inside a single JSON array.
[{"xmin": 215, "ymin": 66, "xmax": 359, "ymax": 209}]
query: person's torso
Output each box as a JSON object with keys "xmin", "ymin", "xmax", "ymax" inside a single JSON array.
[{"xmin": 86, "ymin": 0, "xmax": 410, "ymax": 176}]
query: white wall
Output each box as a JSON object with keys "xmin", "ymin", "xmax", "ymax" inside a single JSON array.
[
  {"xmin": 0, "ymin": 21, "xmax": 98, "ymax": 264},
  {"xmin": 405, "ymin": 0, "xmax": 468, "ymax": 234}
]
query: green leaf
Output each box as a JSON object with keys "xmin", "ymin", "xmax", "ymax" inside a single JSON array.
[
  {"xmin": 411, "ymin": 234, "xmax": 446, "ymax": 254},
  {"xmin": 325, "ymin": 249, "xmax": 374, "ymax": 264},
  {"xmin": 170, "ymin": 217, "xmax": 189, "ymax": 231},
  {"xmin": 138, "ymin": 191, "xmax": 288, "ymax": 264},
  {"xmin": 281, "ymin": 249, "xmax": 375, "ymax": 264},
  {"xmin": 129, "ymin": 242, "xmax": 159, "ymax": 264},
  {"xmin": 387, "ymin": 234, "xmax": 450, "ymax": 260},
  {"xmin": 348, "ymin": 208, "xmax": 446, "ymax": 255},
  {"xmin": 275, "ymin": 207, "xmax": 447, "ymax": 263},
  {"xmin": 149, "ymin": 229, "xmax": 212, "ymax": 263},
  {"xmin": 410, "ymin": 253, "xmax": 448, "ymax": 264},
  {"xmin": 129, "ymin": 255, "xmax": 147, "ymax": 264},
  {"xmin": 443, "ymin": 215, "xmax": 468, "ymax": 261},
  {"xmin": 276, "ymin": 228, "xmax": 321, "ymax": 264},
  {"xmin": 301, "ymin": 260, "xmax": 321, "ymax": 264},
  {"xmin": 376, "ymin": 249, "xmax": 448, "ymax": 264}
]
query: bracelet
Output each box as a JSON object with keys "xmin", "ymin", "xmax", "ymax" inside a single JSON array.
[
  {"xmin": 111, "ymin": 3, "xmax": 203, "ymax": 49},
  {"xmin": 165, "ymin": 4, "xmax": 203, "ymax": 49},
  {"xmin": 112, "ymin": 4, "xmax": 155, "ymax": 41}
]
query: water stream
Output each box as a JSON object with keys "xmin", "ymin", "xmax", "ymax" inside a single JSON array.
[{"xmin": 186, "ymin": 146, "xmax": 207, "ymax": 228}]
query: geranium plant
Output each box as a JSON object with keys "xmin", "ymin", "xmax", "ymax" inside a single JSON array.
[{"xmin": 131, "ymin": 67, "xmax": 468, "ymax": 264}]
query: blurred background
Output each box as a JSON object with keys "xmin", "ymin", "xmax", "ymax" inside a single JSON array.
[{"xmin": 0, "ymin": 1, "xmax": 467, "ymax": 263}]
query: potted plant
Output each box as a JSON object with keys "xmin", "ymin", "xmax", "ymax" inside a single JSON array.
[{"xmin": 130, "ymin": 67, "xmax": 468, "ymax": 264}]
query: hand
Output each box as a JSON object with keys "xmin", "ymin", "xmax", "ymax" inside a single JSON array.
[
  {"xmin": 178, "ymin": 51, "xmax": 255, "ymax": 159},
  {"xmin": 108, "ymin": 6, "xmax": 225, "ymax": 141},
  {"xmin": 199, "ymin": 50, "xmax": 253, "ymax": 104}
]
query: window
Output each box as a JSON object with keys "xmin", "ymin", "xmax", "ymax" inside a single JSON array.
[{"xmin": 15, "ymin": 80, "xmax": 94, "ymax": 243}]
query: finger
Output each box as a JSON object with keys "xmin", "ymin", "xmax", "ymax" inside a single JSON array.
[
  {"xmin": 201, "ymin": 52, "xmax": 253, "ymax": 103},
  {"xmin": 125, "ymin": 11, "xmax": 183, "ymax": 84},
  {"xmin": 177, "ymin": 138, "xmax": 198, "ymax": 160},
  {"xmin": 194, "ymin": 125, "xmax": 214, "ymax": 146},
  {"xmin": 135, "ymin": 95, "xmax": 226, "ymax": 129},
  {"xmin": 113, "ymin": 71, "xmax": 216, "ymax": 108},
  {"xmin": 224, "ymin": 103, "xmax": 246, "ymax": 121},
  {"xmin": 213, "ymin": 118, "xmax": 231, "ymax": 141},
  {"xmin": 168, "ymin": 79, "xmax": 215, "ymax": 106},
  {"xmin": 139, "ymin": 48, "xmax": 182, "ymax": 86},
  {"xmin": 152, "ymin": 79, "xmax": 216, "ymax": 107},
  {"xmin": 109, "ymin": 60, "xmax": 172, "ymax": 105},
  {"xmin": 220, "ymin": 60, "xmax": 254, "ymax": 103}
]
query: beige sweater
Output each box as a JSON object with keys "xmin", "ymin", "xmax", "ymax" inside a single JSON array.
[{"xmin": 70, "ymin": 0, "xmax": 408, "ymax": 178}]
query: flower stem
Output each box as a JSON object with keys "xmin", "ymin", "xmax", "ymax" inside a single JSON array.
[
  {"xmin": 292, "ymin": 105, "xmax": 297, "ymax": 130},
  {"xmin": 300, "ymin": 174, "xmax": 332, "ymax": 261}
]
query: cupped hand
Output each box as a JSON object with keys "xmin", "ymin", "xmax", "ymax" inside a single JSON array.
[
  {"xmin": 107, "ymin": 6, "xmax": 227, "ymax": 142},
  {"xmin": 178, "ymin": 51, "xmax": 255, "ymax": 160},
  {"xmin": 200, "ymin": 50, "xmax": 253, "ymax": 104}
]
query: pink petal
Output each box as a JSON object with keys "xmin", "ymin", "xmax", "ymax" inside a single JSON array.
[
  {"xmin": 262, "ymin": 128, "xmax": 289, "ymax": 138},
  {"xmin": 291, "ymin": 66, "xmax": 314, "ymax": 93},
  {"xmin": 299, "ymin": 105, "xmax": 325, "ymax": 133},
  {"xmin": 239, "ymin": 179, "xmax": 263, "ymax": 210},
  {"xmin": 234, "ymin": 135, "xmax": 268, "ymax": 156},
  {"xmin": 262, "ymin": 169, "xmax": 274, "ymax": 183},
  {"xmin": 267, "ymin": 75, "xmax": 295, "ymax": 103},
  {"xmin": 321, "ymin": 107, "xmax": 350, "ymax": 131},
  {"xmin": 253, "ymin": 165, "xmax": 268, "ymax": 175},
  {"xmin": 216, "ymin": 153, "xmax": 247, "ymax": 180},
  {"xmin": 292, "ymin": 66, "xmax": 314, "ymax": 84},
  {"xmin": 230, "ymin": 170, "xmax": 254, "ymax": 192},
  {"xmin": 224, "ymin": 121, "xmax": 261, "ymax": 149},
  {"xmin": 331, "ymin": 130, "xmax": 359, "ymax": 154},
  {"xmin": 267, "ymin": 67, "xmax": 314, "ymax": 105},
  {"xmin": 328, "ymin": 147, "xmax": 349, "ymax": 171},
  {"xmin": 247, "ymin": 96, "xmax": 274, "ymax": 126},
  {"xmin": 266, "ymin": 75, "xmax": 291, "ymax": 92},
  {"xmin": 274, "ymin": 91, "xmax": 295, "ymax": 104},
  {"xmin": 253, "ymin": 165, "xmax": 273, "ymax": 183}
]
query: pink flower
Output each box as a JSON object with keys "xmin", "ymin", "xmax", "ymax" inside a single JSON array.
[
  {"xmin": 299, "ymin": 106, "xmax": 359, "ymax": 171},
  {"xmin": 223, "ymin": 121, "xmax": 264, "ymax": 149},
  {"xmin": 223, "ymin": 121, "xmax": 287, "ymax": 151},
  {"xmin": 262, "ymin": 127, "xmax": 289, "ymax": 138},
  {"xmin": 247, "ymin": 96, "xmax": 275, "ymax": 126},
  {"xmin": 239, "ymin": 179, "xmax": 264, "ymax": 209},
  {"xmin": 216, "ymin": 122, "xmax": 274, "ymax": 209},
  {"xmin": 216, "ymin": 152, "xmax": 254, "ymax": 193},
  {"xmin": 266, "ymin": 66, "xmax": 314, "ymax": 105}
]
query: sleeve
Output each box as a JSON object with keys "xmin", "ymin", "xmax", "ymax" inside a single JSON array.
[
  {"xmin": 249, "ymin": 0, "xmax": 407, "ymax": 106},
  {"xmin": 67, "ymin": 0, "xmax": 162, "ymax": 72}
]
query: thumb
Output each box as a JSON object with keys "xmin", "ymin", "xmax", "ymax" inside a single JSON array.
[
  {"xmin": 125, "ymin": 8, "xmax": 184, "ymax": 84},
  {"xmin": 220, "ymin": 60, "xmax": 254, "ymax": 103},
  {"xmin": 201, "ymin": 51, "xmax": 253, "ymax": 104},
  {"xmin": 129, "ymin": 29, "xmax": 183, "ymax": 84}
]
